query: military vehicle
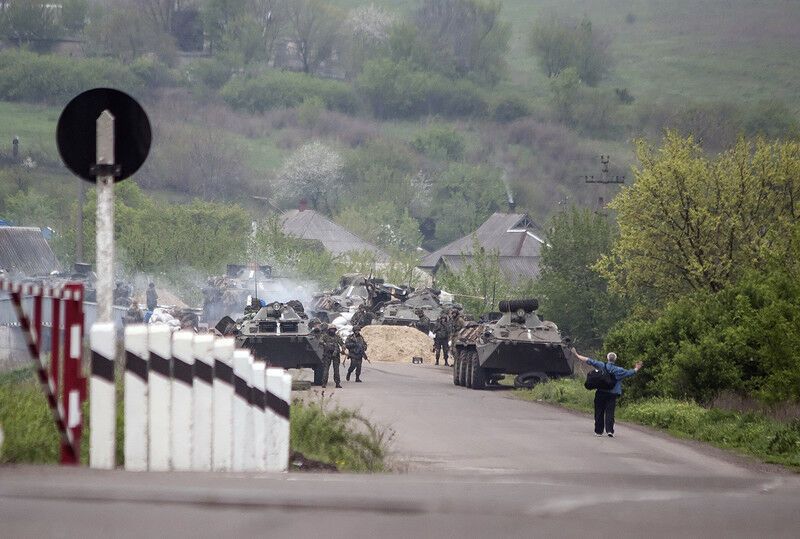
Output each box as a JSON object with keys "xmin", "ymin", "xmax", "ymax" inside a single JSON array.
[
  {"xmin": 309, "ymin": 273, "xmax": 398, "ymax": 322},
  {"xmin": 378, "ymin": 288, "xmax": 446, "ymax": 327},
  {"xmin": 452, "ymin": 299, "xmax": 573, "ymax": 390},
  {"xmin": 232, "ymin": 301, "xmax": 328, "ymax": 385}
]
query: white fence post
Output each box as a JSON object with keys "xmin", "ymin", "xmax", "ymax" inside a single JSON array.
[
  {"xmin": 251, "ymin": 362, "xmax": 267, "ymax": 471},
  {"xmin": 232, "ymin": 350, "xmax": 253, "ymax": 472},
  {"xmin": 124, "ymin": 324, "xmax": 149, "ymax": 471},
  {"xmin": 265, "ymin": 368, "xmax": 292, "ymax": 472},
  {"xmin": 148, "ymin": 325, "xmax": 172, "ymax": 471},
  {"xmin": 171, "ymin": 331, "xmax": 194, "ymax": 471},
  {"xmin": 192, "ymin": 334, "xmax": 214, "ymax": 472},
  {"xmin": 89, "ymin": 322, "xmax": 116, "ymax": 469},
  {"xmin": 212, "ymin": 337, "xmax": 235, "ymax": 471}
]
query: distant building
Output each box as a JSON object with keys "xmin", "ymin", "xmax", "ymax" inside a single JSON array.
[
  {"xmin": 280, "ymin": 207, "xmax": 389, "ymax": 262},
  {"xmin": 419, "ymin": 212, "xmax": 547, "ymax": 284},
  {"xmin": 0, "ymin": 226, "xmax": 61, "ymax": 277}
]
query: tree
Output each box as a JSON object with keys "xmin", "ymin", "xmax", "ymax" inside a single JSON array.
[
  {"xmin": 61, "ymin": 0, "xmax": 88, "ymax": 34},
  {"xmin": 285, "ymin": 0, "xmax": 343, "ymax": 74},
  {"xmin": 597, "ymin": 133, "xmax": 800, "ymax": 304},
  {"xmin": 0, "ymin": 0, "xmax": 61, "ymax": 46},
  {"xmin": 549, "ymin": 66, "xmax": 580, "ymax": 124},
  {"xmin": 336, "ymin": 201, "xmax": 422, "ymax": 253},
  {"xmin": 413, "ymin": 0, "xmax": 510, "ymax": 85},
  {"xmin": 528, "ymin": 15, "xmax": 612, "ymax": 86},
  {"xmin": 535, "ymin": 208, "xmax": 626, "ymax": 349},
  {"xmin": 85, "ymin": 5, "xmax": 177, "ymax": 64},
  {"xmin": 215, "ymin": 0, "xmax": 285, "ymax": 66},
  {"xmin": 344, "ymin": 3, "xmax": 395, "ymax": 76},
  {"xmin": 274, "ymin": 141, "xmax": 343, "ymax": 211}
]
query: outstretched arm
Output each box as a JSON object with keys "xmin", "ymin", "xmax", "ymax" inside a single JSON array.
[{"xmin": 572, "ymin": 347, "xmax": 591, "ymax": 362}]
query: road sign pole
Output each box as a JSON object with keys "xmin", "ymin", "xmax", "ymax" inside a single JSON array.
[{"xmin": 95, "ymin": 110, "xmax": 115, "ymax": 323}]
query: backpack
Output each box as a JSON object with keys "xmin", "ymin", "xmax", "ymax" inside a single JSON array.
[{"xmin": 585, "ymin": 363, "xmax": 616, "ymax": 391}]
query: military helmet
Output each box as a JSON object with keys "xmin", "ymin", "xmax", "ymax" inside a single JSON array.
[{"xmin": 327, "ymin": 326, "xmax": 337, "ymax": 334}]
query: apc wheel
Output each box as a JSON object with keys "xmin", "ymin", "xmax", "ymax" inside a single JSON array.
[
  {"xmin": 469, "ymin": 353, "xmax": 486, "ymax": 390},
  {"xmin": 452, "ymin": 350, "xmax": 461, "ymax": 386},
  {"xmin": 312, "ymin": 366, "xmax": 324, "ymax": 386},
  {"xmin": 458, "ymin": 349, "xmax": 470, "ymax": 386},
  {"xmin": 463, "ymin": 349, "xmax": 477, "ymax": 388}
]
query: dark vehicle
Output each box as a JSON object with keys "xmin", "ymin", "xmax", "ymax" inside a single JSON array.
[
  {"xmin": 379, "ymin": 288, "xmax": 446, "ymax": 327},
  {"xmin": 309, "ymin": 273, "xmax": 399, "ymax": 322},
  {"xmin": 233, "ymin": 301, "xmax": 328, "ymax": 385},
  {"xmin": 452, "ymin": 299, "xmax": 573, "ymax": 390}
]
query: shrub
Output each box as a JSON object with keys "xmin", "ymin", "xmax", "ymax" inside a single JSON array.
[
  {"xmin": 220, "ymin": 71, "xmax": 359, "ymax": 114},
  {"xmin": 188, "ymin": 58, "xmax": 233, "ymax": 90},
  {"xmin": 0, "ymin": 49, "xmax": 143, "ymax": 104},
  {"xmin": 492, "ymin": 94, "xmax": 531, "ymax": 123},
  {"xmin": 410, "ymin": 125, "xmax": 465, "ymax": 161}
]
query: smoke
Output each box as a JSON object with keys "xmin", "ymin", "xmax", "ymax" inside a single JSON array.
[{"xmin": 501, "ymin": 171, "xmax": 515, "ymax": 208}]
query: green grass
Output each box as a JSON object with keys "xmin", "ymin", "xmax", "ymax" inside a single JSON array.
[
  {"xmin": 0, "ymin": 101, "xmax": 60, "ymax": 161},
  {"xmin": 0, "ymin": 367, "xmax": 390, "ymax": 471},
  {"xmin": 515, "ymin": 377, "xmax": 800, "ymax": 469}
]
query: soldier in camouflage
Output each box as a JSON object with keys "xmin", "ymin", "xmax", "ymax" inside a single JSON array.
[
  {"xmin": 345, "ymin": 326, "xmax": 369, "ymax": 382},
  {"xmin": 350, "ymin": 304, "xmax": 372, "ymax": 328},
  {"xmin": 320, "ymin": 325, "xmax": 343, "ymax": 388},
  {"xmin": 414, "ymin": 308, "xmax": 431, "ymax": 334},
  {"xmin": 432, "ymin": 314, "xmax": 451, "ymax": 366}
]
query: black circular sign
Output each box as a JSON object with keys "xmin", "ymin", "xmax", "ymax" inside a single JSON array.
[{"xmin": 56, "ymin": 88, "xmax": 151, "ymax": 182}]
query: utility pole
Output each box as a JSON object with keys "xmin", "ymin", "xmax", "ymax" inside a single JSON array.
[
  {"xmin": 76, "ymin": 178, "xmax": 85, "ymax": 263},
  {"xmin": 94, "ymin": 111, "xmax": 115, "ymax": 323}
]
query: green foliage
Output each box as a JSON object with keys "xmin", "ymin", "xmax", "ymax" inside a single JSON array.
[
  {"xmin": 536, "ymin": 208, "xmax": 626, "ymax": 349},
  {"xmin": 220, "ymin": 71, "xmax": 358, "ymax": 114},
  {"xmin": 518, "ymin": 377, "xmax": 800, "ymax": 468},
  {"xmin": 599, "ymin": 134, "xmax": 800, "ymax": 303},
  {"xmin": 337, "ymin": 201, "xmax": 422, "ymax": 253},
  {"xmin": 548, "ymin": 67, "xmax": 580, "ymax": 123},
  {"xmin": 85, "ymin": 5, "xmax": 178, "ymax": 65},
  {"xmin": 129, "ymin": 55, "xmax": 177, "ymax": 87},
  {"xmin": 188, "ymin": 57, "xmax": 233, "ymax": 90},
  {"xmin": 357, "ymin": 58, "xmax": 488, "ymax": 119},
  {"xmin": 410, "ymin": 124, "xmax": 465, "ymax": 161},
  {"xmin": 60, "ymin": 0, "xmax": 88, "ymax": 33},
  {"xmin": 0, "ymin": 49, "xmax": 144, "ymax": 104},
  {"xmin": 3, "ymin": 187, "xmax": 61, "ymax": 228},
  {"xmin": 0, "ymin": 374, "xmax": 60, "ymax": 463},
  {"xmin": 0, "ymin": 0, "xmax": 61, "ymax": 47},
  {"xmin": 491, "ymin": 94, "xmax": 531, "ymax": 123},
  {"xmin": 604, "ymin": 265, "xmax": 800, "ymax": 405},
  {"xmin": 341, "ymin": 139, "xmax": 419, "ymax": 212},
  {"xmin": 290, "ymin": 396, "xmax": 390, "ymax": 472},
  {"xmin": 529, "ymin": 15, "xmax": 612, "ymax": 86}
]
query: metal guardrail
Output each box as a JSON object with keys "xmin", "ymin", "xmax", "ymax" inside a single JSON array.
[{"xmin": 0, "ymin": 295, "xmax": 127, "ymax": 331}]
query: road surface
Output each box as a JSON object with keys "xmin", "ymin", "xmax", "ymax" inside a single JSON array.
[{"xmin": 2, "ymin": 362, "xmax": 799, "ymax": 538}]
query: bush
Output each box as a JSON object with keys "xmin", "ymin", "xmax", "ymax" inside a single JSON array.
[
  {"xmin": 0, "ymin": 49, "xmax": 144, "ymax": 104},
  {"xmin": 492, "ymin": 94, "xmax": 531, "ymax": 123},
  {"xmin": 188, "ymin": 58, "xmax": 233, "ymax": 90},
  {"xmin": 220, "ymin": 71, "xmax": 359, "ymax": 114},
  {"xmin": 410, "ymin": 125, "xmax": 465, "ymax": 161},
  {"xmin": 129, "ymin": 55, "xmax": 177, "ymax": 87},
  {"xmin": 357, "ymin": 59, "xmax": 487, "ymax": 119}
]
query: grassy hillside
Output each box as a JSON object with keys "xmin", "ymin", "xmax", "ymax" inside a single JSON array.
[{"xmin": 332, "ymin": 0, "xmax": 800, "ymax": 110}]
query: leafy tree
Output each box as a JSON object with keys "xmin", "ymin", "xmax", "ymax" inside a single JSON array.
[
  {"xmin": 412, "ymin": 0, "xmax": 510, "ymax": 85},
  {"xmin": 336, "ymin": 202, "xmax": 422, "ymax": 253},
  {"xmin": 535, "ymin": 208, "xmax": 626, "ymax": 349},
  {"xmin": 201, "ymin": 0, "xmax": 247, "ymax": 50},
  {"xmin": 549, "ymin": 66, "xmax": 580, "ymax": 124},
  {"xmin": 344, "ymin": 3, "xmax": 395, "ymax": 76},
  {"xmin": 215, "ymin": 0, "xmax": 285, "ymax": 67},
  {"xmin": 61, "ymin": 0, "xmax": 88, "ymax": 33},
  {"xmin": 274, "ymin": 141, "xmax": 343, "ymax": 212},
  {"xmin": 597, "ymin": 133, "xmax": 800, "ymax": 304},
  {"xmin": 85, "ymin": 5, "xmax": 177, "ymax": 64},
  {"xmin": 285, "ymin": 0, "xmax": 343, "ymax": 74},
  {"xmin": 0, "ymin": 0, "xmax": 61, "ymax": 46},
  {"xmin": 529, "ymin": 15, "xmax": 612, "ymax": 86},
  {"xmin": 410, "ymin": 124, "xmax": 465, "ymax": 161}
]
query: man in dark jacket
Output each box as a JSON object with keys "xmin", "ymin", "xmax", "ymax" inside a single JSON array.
[
  {"xmin": 345, "ymin": 326, "xmax": 368, "ymax": 382},
  {"xmin": 573, "ymin": 349, "xmax": 642, "ymax": 437},
  {"xmin": 432, "ymin": 314, "xmax": 451, "ymax": 366},
  {"xmin": 146, "ymin": 282, "xmax": 158, "ymax": 311}
]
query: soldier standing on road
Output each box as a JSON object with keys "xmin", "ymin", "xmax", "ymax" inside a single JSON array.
[
  {"xmin": 321, "ymin": 325, "xmax": 343, "ymax": 389},
  {"xmin": 345, "ymin": 326, "xmax": 369, "ymax": 382},
  {"xmin": 146, "ymin": 282, "xmax": 158, "ymax": 311},
  {"xmin": 573, "ymin": 348, "xmax": 642, "ymax": 437},
  {"xmin": 448, "ymin": 307, "xmax": 465, "ymax": 346},
  {"xmin": 432, "ymin": 314, "xmax": 451, "ymax": 366},
  {"xmin": 414, "ymin": 308, "xmax": 431, "ymax": 334}
]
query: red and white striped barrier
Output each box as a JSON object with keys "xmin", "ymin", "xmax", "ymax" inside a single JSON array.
[
  {"xmin": 88, "ymin": 323, "xmax": 292, "ymax": 472},
  {"xmin": 0, "ymin": 278, "xmax": 85, "ymax": 465}
]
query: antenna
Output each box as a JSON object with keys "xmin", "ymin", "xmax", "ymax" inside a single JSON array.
[{"xmin": 585, "ymin": 155, "xmax": 625, "ymax": 184}]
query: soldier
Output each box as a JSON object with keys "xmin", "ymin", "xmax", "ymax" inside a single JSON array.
[
  {"xmin": 448, "ymin": 307, "xmax": 465, "ymax": 348},
  {"xmin": 123, "ymin": 299, "xmax": 143, "ymax": 326},
  {"xmin": 345, "ymin": 326, "xmax": 369, "ymax": 382},
  {"xmin": 414, "ymin": 308, "xmax": 431, "ymax": 335},
  {"xmin": 243, "ymin": 297, "xmax": 262, "ymax": 317},
  {"xmin": 146, "ymin": 282, "xmax": 158, "ymax": 311},
  {"xmin": 432, "ymin": 314, "xmax": 451, "ymax": 366},
  {"xmin": 320, "ymin": 325, "xmax": 343, "ymax": 389},
  {"xmin": 350, "ymin": 304, "xmax": 371, "ymax": 328}
]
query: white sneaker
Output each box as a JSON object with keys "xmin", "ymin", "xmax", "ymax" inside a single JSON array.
[{"xmin": 594, "ymin": 433, "xmax": 603, "ymax": 437}]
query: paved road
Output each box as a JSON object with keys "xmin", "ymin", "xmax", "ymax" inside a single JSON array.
[{"xmin": 2, "ymin": 362, "xmax": 799, "ymax": 538}]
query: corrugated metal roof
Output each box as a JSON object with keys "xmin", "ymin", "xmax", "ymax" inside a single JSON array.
[
  {"xmin": 0, "ymin": 226, "xmax": 61, "ymax": 276},
  {"xmin": 280, "ymin": 209, "xmax": 389, "ymax": 261},
  {"xmin": 420, "ymin": 213, "xmax": 546, "ymax": 269},
  {"xmin": 438, "ymin": 255, "xmax": 541, "ymax": 284}
]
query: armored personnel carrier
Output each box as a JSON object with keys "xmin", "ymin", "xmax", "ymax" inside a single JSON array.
[
  {"xmin": 309, "ymin": 274, "xmax": 398, "ymax": 322},
  {"xmin": 379, "ymin": 288, "xmax": 445, "ymax": 327},
  {"xmin": 452, "ymin": 299, "xmax": 573, "ymax": 390},
  {"xmin": 233, "ymin": 301, "xmax": 327, "ymax": 385}
]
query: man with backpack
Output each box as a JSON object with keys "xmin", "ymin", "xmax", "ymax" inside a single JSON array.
[{"xmin": 573, "ymin": 349, "xmax": 642, "ymax": 438}]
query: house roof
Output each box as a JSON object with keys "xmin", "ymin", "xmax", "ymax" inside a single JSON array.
[
  {"xmin": 280, "ymin": 209, "xmax": 388, "ymax": 261},
  {"xmin": 437, "ymin": 255, "xmax": 541, "ymax": 284},
  {"xmin": 0, "ymin": 226, "xmax": 61, "ymax": 276},
  {"xmin": 420, "ymin": 213, "xmax": 546, "ymax": 269}
]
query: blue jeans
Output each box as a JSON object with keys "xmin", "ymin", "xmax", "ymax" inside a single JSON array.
[{"xmin": 594, "ymin": 391, "xmax": 617, "ymax": 434}]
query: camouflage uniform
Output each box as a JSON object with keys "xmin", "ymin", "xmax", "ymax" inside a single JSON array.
[
  {"xmin": 414, "ymin": 309, "xmax": 431, "ymax": 334},
  {"xmin": 448, "ymin": 310, "xmax": 465, "ymax": 347},
  {"xmin": 350, "ymin": 305, "xmax": 372, "ymax": 328},
  {"xmin": 320, "ymin": 327, "xmax": 343, "ymax": 388},
  {"xmin": 345, "ymin": 330, "xmax": 368, "ymax": 382},
  {"xmin": 432, "ymin": 316, "xmax": 451, "ymax": 366}
]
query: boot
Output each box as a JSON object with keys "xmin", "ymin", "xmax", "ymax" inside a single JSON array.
[
  {"xmin": 335, "ymin": 383, "xmax": 342, "ymax": 388},
  {"xmin": 346, "ymin": 371, "xmax": 351, "ymax": 381},
  {"xmin": 355, "ymin": 378, "xmax": 363, "ymax": 383},
  {"xmin": 444, "ymin": 362, "xmax": 449, "ymax": 367}
]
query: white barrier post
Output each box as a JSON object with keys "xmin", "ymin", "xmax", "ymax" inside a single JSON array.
[
  {"xmin": 171, "ymin": 331, "xmax": 194, "ymax": 471},
  {"xmin": 232, "ymin": 350, "xmax": 253, "ymax": 472},
  {"xmin": 124, "ymin": 324, "xmax": 149, "ymax": 471},
  {"xmin": 265, "ymin": 368, "xmax": 292, "ymax": 472},
  {"xmin": 251, "ymin": 362, "xmax": 267, "ymax": 471},
  {"xmin": 89, "ymin": 322, "xmax": 116, "ymax": 469},
  {"xmin": 148, "ymin": 325, "xmax": 172, "ymax": 471},
  {"xmin": 212, "ymin": 338, "xmax": 235, "ymax": 471},
  {"xmin": 192, "ymin": 334, "xmax": 214, "ymax": 471}
]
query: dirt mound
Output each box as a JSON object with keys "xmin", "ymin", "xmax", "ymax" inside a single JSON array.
[{"xmin": 361, "ymin": 325, "xmax": 436, "ymax": 364}]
